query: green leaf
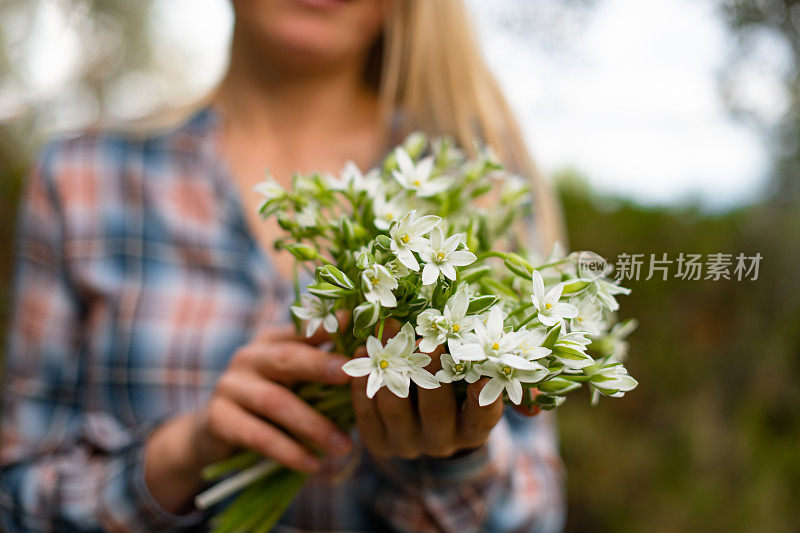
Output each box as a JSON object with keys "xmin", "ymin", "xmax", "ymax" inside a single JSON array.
[
  {"xmin": 341, "ymin": 217, "xmax": 356, "ymax": 246},
  {"xmin": 542, "ymin": 324, "xmax": 561, "ymax": 349},
  {"xmin": 467, "ymin": 295, "xmax": 500, "ymax": 314}
]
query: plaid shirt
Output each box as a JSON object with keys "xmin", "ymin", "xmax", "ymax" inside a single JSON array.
[{"xmin": 0, "ymin": 107, "xmax": 565, "ymax": 532}]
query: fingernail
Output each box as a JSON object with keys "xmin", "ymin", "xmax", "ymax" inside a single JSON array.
[
  {"xmin": 328, "ymin": 432, "xmax": 352, "ymax": 455},
  {"xmin": 327, "ymin": 359, "xmax": 346, "ymax": 381}
]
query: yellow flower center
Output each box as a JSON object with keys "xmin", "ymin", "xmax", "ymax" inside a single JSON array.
[
  {"xmin": 386, "ymin": 213, "xmax": 394, "ymax": 220},
  {"xmin": 372, "ymin": 276, "xmax": 380, "ymax": 284},
  {"xmin": 491, "ymin": 342, "xmax": 500, "ymax": 350},
  {"xmin": 379, "ymin": 360, "xmax": 389, "ymax": 369},
  {"xmin": 454, "ymin": 364, "xmax": 464, "ymax": 372},
  {"xmin": 452, "ymin": 324, "xmax": 460, "ymax": 332},
  {"xmin": 401, "ymin": 234, "xmax": 410, "ymax": 243},
  {"xmin": 578, "ymin": 317, "xmax": 583, "ymax": 322},
  {"xmin": 545, "ymin": 303, "xmax": 552, "ymax": 310},
  {"xmin": 413, "ymin": 180, "xmax": 421, "ymax": 186},
  {"xmin": 501, "ymin": 365, "xmax": 512, "ymax": 376},
  {"xmin": 437, "ymin": 252, "xmax": 445, "ymax": 261}
]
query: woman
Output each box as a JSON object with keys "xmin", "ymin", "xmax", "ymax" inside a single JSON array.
[{"xmin": 0, "ymin": 0, "xmax": 565, "ymax": 531}]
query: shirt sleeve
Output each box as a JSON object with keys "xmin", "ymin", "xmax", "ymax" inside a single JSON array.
[
  {"xmin": 0, "ymin": 142, "xmax": 203, "ymax": 532},
  {"xmin": 368, "ymin": 409, "xmax": 566, "ymax": 533}
]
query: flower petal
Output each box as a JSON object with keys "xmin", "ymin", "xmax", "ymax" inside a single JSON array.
[
  {"xmin": 478, "ymin": 377, "xmax": 505, "ymax": 406},
  {"xmin": 410, "ymin": 215, "xmax": 441, "ymax": 235},
  {"xmin": 384, "ymin": 370, "xmax": 410, "ymax": 397},
  {"xmin": 554, "ymin": 302, "xmax": 579, "ymax": 318},
  {"xmin": 366, "ymin": 336, "xmax": 383, "ymax": 358},
  {"xmin": 486, "ymin": 306, "xmax": 503, "ymax": 339},
  {"xmin": 305, "ymin": 318, "xmax": 322, "ymax": 338},
  {"xmin": 410, "ymin": 368, "xmax": 440, "ymax": 389},
  {"xmin": 448, "ymin": 250, "xmax": 477, "ymax": 267},
  {"xmin": 532, "ymin": 270, "xmax": 546, "ymax": 304},
  {"xmin": 440, "ymin": 263, "xmax": 457, "ymax": 280},
  {"xmin": 506, "ymin": 379, "xmax": 523, "ymax": 405},
  {"xmin": 453, "ymin": 343, "xmax": 487, "ymax": 361},
  {"xmin": 323, "ymin": 314, "xmax": 339, "ymax": 333},
  {"xmin": 366, "ymin": 371, "xmax": 383, "ymax": 398},
  {"xmin": 342, "ymin": 358, "xmax": 374, "ymax": 377},
  {"xmin": 422, "ymin": 263, "xmax": 440, "ymax": 286}
]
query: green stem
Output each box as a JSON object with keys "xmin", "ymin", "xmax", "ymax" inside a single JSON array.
[
  {"xmin": 508, "ymin": 302, "xmax": 533, "ymax": 319},
  {"xmin": 515, "ymin": 312, "xmax": 541, "ymax": 330},
  {"xmin": 533, "ymin": 258, "xmax": 571, "ymax": 271},
  {"xmin": 377, "ymin": 317, "xmax": 385, "ymax": 341},
  {"xmin": 476, "ymin": 251, "xmax": 508, "ymax": 261},
  {"xmin": 293, "ymin": 261, "xmax": 300, "ymax": 302}
]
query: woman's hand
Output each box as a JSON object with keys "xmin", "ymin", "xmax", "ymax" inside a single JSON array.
[
  {"xmin": 144, "ymin": 324, "xmax": 352, "ymax": 513},
  {"xmin": 350, "ymin": 345, "xmax": 505, "ymax": 460}
]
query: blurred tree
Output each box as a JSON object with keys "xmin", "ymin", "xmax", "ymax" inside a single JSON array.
[{"xmin": 718, "ymin": 0, "xmax": 800, "ymax": 205}]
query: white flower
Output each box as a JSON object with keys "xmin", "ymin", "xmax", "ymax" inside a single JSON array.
[
  {"xmin": 473, "ymin": 361, "xmax": 549, "ymax": 406},
  {"xmin": 552, "ymin": 331, "xmax": 595, "ymax": 370},
  {"xmin": 342, "ymin": 323, "xmax": 438, "ymax": 398},
  {"xmin": 253, "ymin": 173, "xmax": 285, "ymax": 211},
  {"xmin": 531, "ymin": 270, "xmax": 579, "ymax": 327},
  {"xmin": 385, "ymin": 258, "xmax": 411, "ymax": 279},
  {"xmin": 415, "ymin": 309, "xmax": 447, "ymax": 353},
  {"xmin": 514, "ymin": 327, "xmax": 552, "ymax": 363},
  {"xmin": 325, "ymin": 161, "xmax": 378, "ymax": 195},
  {"xmin": 586, "ymin": 278, "xmax": 631, "ymax": 312},
  {"xmin": 417, "ymin": 286, "xmax": 477, "ymax": 353},
  {"xmin": 452, "ymin": 306, "xmax": 537, "ymax": 371},
  {"xmin": 499, "ymin": 174, "xmax": 530, "ymax": 205},
  {"xmin": 290, "ymin": 294, "xmax": 338, "ymax": 337},
  {"xmin": 361, "ymin": 264, "xmax": 398, "ymax": 308},
  {"xmin": 419, "ymin": 227, "xmax": 477, "ymax": 285},
  {"xmin": 569, "ymin": 297, "xmax": 606, "ymax": 336},
  {"xmin": 588, "ymin": 362, "xmax": 638, "ymax": 404},
  {"xmin": 389, "ymin": 210, "xmax": 440, "ymax": 271},
  {"xmin": 392, "ymin": 148, "xmax": 449, "ymax": 197},
  {"xmin": 435, "ymin": 352, "xmax": 481, "ymax": 383},
  {"xmin": 295, "ymin": 206, "xmax": 318, "ymax": 228},
  {"xmin": 373, "ymin": 195, "xmax": 406, "ymax": 231},
  {"xmin": 606, "ymin": 319, "xmax": 637, "ymax": 362}
]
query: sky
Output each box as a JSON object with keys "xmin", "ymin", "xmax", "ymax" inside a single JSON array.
[{"xmin": 14, "ymin": 0, "xmax": 782, "ymax": 209}]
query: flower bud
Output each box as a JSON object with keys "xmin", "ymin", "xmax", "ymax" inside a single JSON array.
[
  {"xmin": 353, "ymin": 301, "xmax": 380, "ymax": 330},
  {"xmin": 282, "ymin": 243, "xmax": 318, "ymax": 261},
  {"xmin": 307, "ymin": 282, "xmax": 351, "ymax": 299},
  {"xmin": 316, "ymin": 264, "xmax": 354, "ymax": 290},
  {"xmin": 403, "ymin": 131, "xmax": 427, "ymax": 159}
]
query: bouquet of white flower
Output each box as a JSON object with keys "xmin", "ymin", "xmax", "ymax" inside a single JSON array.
[{"xmin": 195, "ymin": 133, "xmax": 637, "ymax": 532}]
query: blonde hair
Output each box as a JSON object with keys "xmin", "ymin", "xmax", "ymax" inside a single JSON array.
[
  {"xmin": 377, "ymin": 0, "xmax": 564, "ymax": 250},
  {"xmin": 125, "ymin": 0, "xmax": 564, "ymax": 250}
]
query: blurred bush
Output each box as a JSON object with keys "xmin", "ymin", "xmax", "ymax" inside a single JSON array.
[{"xmin": 556, "ymin": 171, "xmax": 800, "ymax": 532}]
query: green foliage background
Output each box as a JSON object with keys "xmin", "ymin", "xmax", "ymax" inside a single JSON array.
[{"xmin": 556, "ymin": 173, "xmax": 800, "ymax": 532}]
